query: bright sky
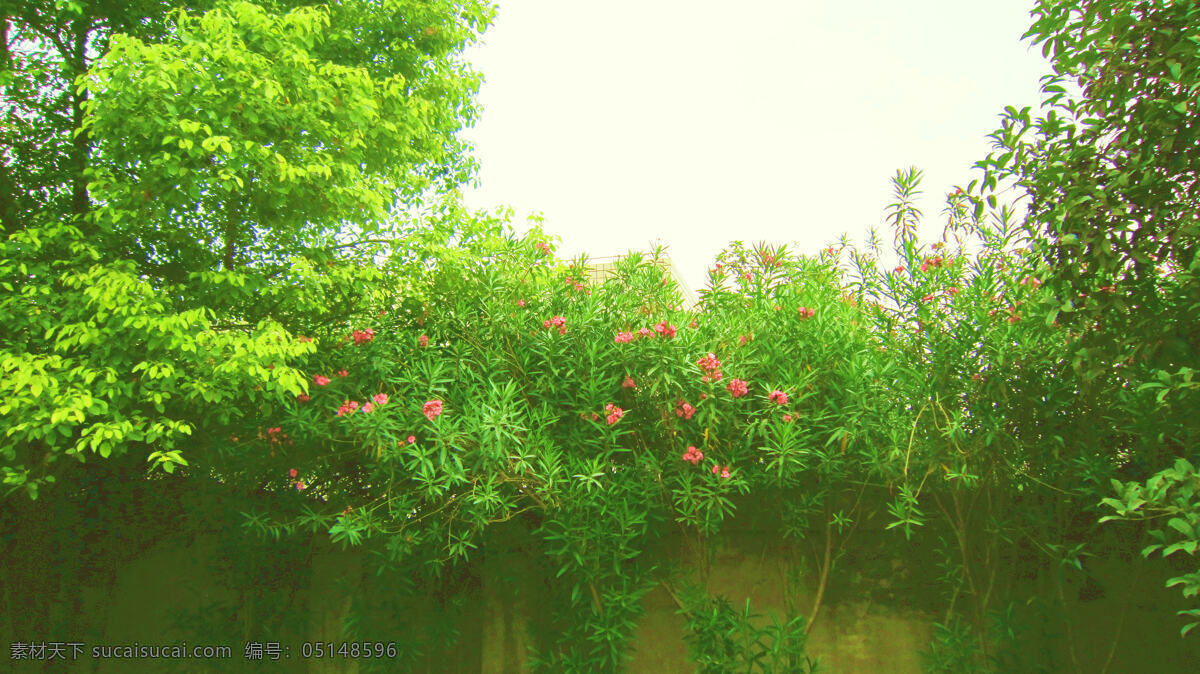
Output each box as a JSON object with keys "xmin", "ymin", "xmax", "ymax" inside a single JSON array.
[{"xmin": 459, "ymin": 1, "xmax": 1052, "ymax": 293}]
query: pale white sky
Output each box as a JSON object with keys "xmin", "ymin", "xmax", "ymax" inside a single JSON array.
[{"xmin": 459, "ymin": 1, "xmax": 1051, "ymax": 292}]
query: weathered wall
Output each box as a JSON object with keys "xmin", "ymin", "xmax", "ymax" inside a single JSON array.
[{"xmin": 5, "ymin": 491, "xmax": 1200, "ymax": 673}]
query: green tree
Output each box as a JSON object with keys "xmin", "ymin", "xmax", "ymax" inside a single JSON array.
[
  {"xmin": 0, "ymin": 0, "xmax": 494, "ymax": 497},
  {"xmin": 978, "ymin": 0, "xmax": 1200, "ymax": 636}
]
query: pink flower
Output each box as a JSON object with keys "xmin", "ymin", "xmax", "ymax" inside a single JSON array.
[
  {"xmin": 313, "ymin": 374, "xmax": 331, "ymax": 386},
  {"xmin": 418, "ymin": 335, "xmax": 429, "ymax": 347},
  {"xmin": 615, "ymin": 331, "xmax": 634, "ymax": 344},
  {"xmin": 638, "ymin": 327, "xmax": 654, "ymax": 339},
  {"xmin": 361, "ymin": 402, "xmax": 375, "ymax": 413},
  {"xmin": 336, "ymin": 369, "xmax": 348, "ymax": 377},
  {"xmin": 297, "ymin": 393, "xmax": 310, "ymax": 403},
  {"xmin": 721, "ymin": 466, "xmax": 731, "ymax": 479},
  {"xmin": 574, "ymin": 283, "xmax": 585, "ymax": 292},
  {"xmin": 622, "ymin": 376, "xmax": 636, "ymax": 389},
  {"xmin": 422, "ymin": 400, "xmax": 444, "ymax": 421},
  {"xmin": 373, "ymin": 393, "xmax": 388, "ymax": 405},
  {"xmin": 946, "ymin": 286, "xmax": 960, "ymax": 296},
  {"xmin": 518, "ymin": 299, "xmax": 526, "ymax": 307},
  {"xmin": 267, "ymin": 427, "xmax": 281, "ymax": 435},
  {"xmin": 352, "ymin": 328, "xmax": 375, "ymax": 345},
  {"xmin": 922, "ymin": 293, "xmax": 935, "ymax": 303},
  {"xmin": 675, "ymin": 401, "xmax": 696, "ymax": 420},
  {"xmin": 712, "ymin": 464, "xmax": 720, "ymax": 475},
  {"xmin": 604, "ymin": 403, "xmax": 624, "ymax": 425},
  {"xmin": 743, "ymin": 272, "xmax": 753, "ymax": 281},
  {"xmin": 696, "ymin": 353, "xmax": 723, "ymax": 381},
  {"xmin": 407, "ymin": 435, "xmax": 416, "ymax": 444},
  {"xmin": 699, "ymin": 393, "xmax": 707, "ymax": 399},
  {"xmin": 682, "ymin": 446, "xmax": 704, "ymax": 465},
  {"xmin": 726, "ymin": 379, "xmax": 749, "ymax": 398},
  {"xmin": 782, "ymin": 414, "xmax": 793, "ymax": 422},
  {"xmin": 1007, "ymin": 314, "xmax": 1020, "ymax": 324},
  {"xmin": 544, "ymin": 315, "xmax": 566, "ymax": 330},
  {"xmin": 688, "ymin": 320, "xmax": 698, "ymax": 329},
  {"xmin": 654, "ymin": 321, "xmax": 677, "ymax": 338},
  {"xmin": 538, "ymin": 242, "xmax": 551, "ymax": 255},
  {"xmin": 738, "ymin": 334, "xmax": 751, "ymax": 346},
  {"xmin": 797, "ymin": 307, "xmax": 815, "ymax": 319},
  {"xmin": 768, "ymin": 390, "xmax": 788, "ymax": 405},
  {"xmin": 295, "ymin": 481, "xmax": 307, "ymax": 491},
  {"xmin": 289, "ymin": 468, "xmax": 298, "ymax": 478},
  {"xmin": 894, "ymin": 266, "xmax": 905, "ymax": 274},
  {"xmin": 336, "ymin": 399, "xmax": 360, "ymax": 417}
]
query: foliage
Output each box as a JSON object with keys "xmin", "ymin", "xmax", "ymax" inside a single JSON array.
[
  {"xmin": 0, "ymin": 0, "xmax": 494, "ymax": 496},
  {"xmin": 676, "ymin": 583, "xmax": 818, "ymax": 674},
  {"xmin": 5, "ymin": 0, "xmax": 1200, "ymax": 669},
  {"xmin": 978, "ymin": 0, "xmax": 1200, "ymax": 634},
  {"xmin": 1103, "ymin": 458, "xmax": 1200, "ymax": 636}
]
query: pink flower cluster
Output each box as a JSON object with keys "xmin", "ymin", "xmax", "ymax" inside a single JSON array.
[
  {"xmin": 352, "ymin": 328, "xmax": 375, "ymax": 345},
  {"xmin": 538, "ymin": 242, "xmax": 551, "ymax": 255},
  {"xmin": 726, "ymin": 379, "xmax": 749, "ymax": 398},
  {"xmin": 313, "ymin": 374, "xmax": 332, "ymax": 386},
  {"xmin": 543, "ymin": 316, "xmax": 566, "ymax": 335},
  {"xmin": 423, "ymin": 400, "xmax": 443, "ymax": 421},
  {"xmin": 768, "ymin": 390, "xmax": 788, "ymax": 405},
  {"xmin": 797, "ymin": 307, "xmax": 816, "ymax": 319},
  {"xmin": 418, "ymin": 334, "xmax": 429, "ymax": 347},
  {"xmin": 697, "ymin": 353, "xmax": 723, "ymax": 382},
  {"xmin": 682, "ymin": 446, "xmax": 704, "ymax": 465},
  {"xmin": 654, "ymin": 321, "xmax": 676, "ymax": 338},
  {"xmin": 336, "ymin": 393, "xmax": 388, "ymax": 417},
  {"xmin": 622, "ymin": 376, "xmax": 636, "ymax": 389},
  {"xmin": 675, "ymin": 400, "xmax": 696, "ymax": 420},
  {"xmin": 638, "ymin": 327, "xmax": 653, "ymax": 338},
  {"xmin": 605, "ymin": 403, "xmax": 624, "ymax": 425},
  {"xmin": 919, "ymin": 256, "xmax": 945, "ymax": 272},
  {"xmin": 712, "ymin": 464, "xmax": 731, "ymax": 479},
  {"xmin": 297, "ymin": 393, "xmax": 310, "ymax": 403},
  {"xmin": 738, "ymin": 334, "xmax": 752, "ymax": 346},
  {"xmin": 782, "ymin": 414, "xmax": 795, "ymax": 422},
  {"xmin": 614, "ymin": 331, "xmax": 634, "ymax": 344}
]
